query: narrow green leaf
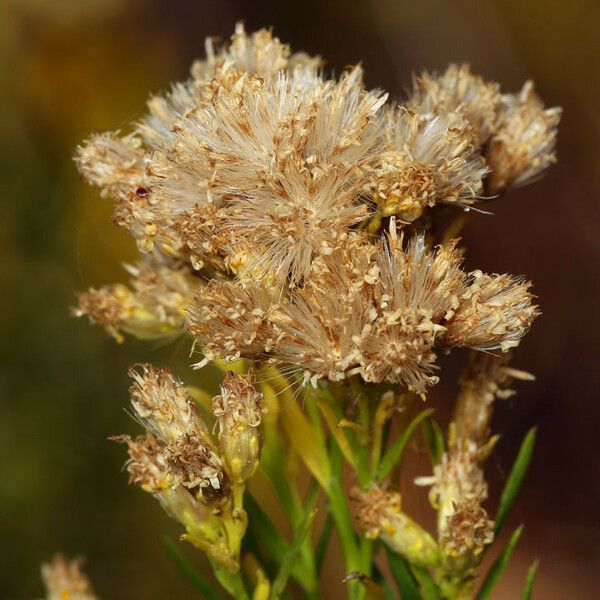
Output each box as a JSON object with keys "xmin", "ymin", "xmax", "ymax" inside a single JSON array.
[
  {"xmin": 476, "ymin": 526, "xmax": 523, "ymax": 600},
  {"xmin": 521, "ymin": 560, "xmax": 539, "ymax": 600},
  {"xmin": 421, "ymin": 418, "xmax": 445, "ymax": 465},
  {"xmin": 246, "ymin": 493, "xmax": 316, "ymax": 593},
  {"xmin": 315, "ymin": 513, "xmax": 334, "ymax": 573},
  {"xmin": 385, "ymin": 547, "xmax": 420, "ymax": 600},
  {"xmin": 378, "ymin": 409, "xmax": 434, "ymax": 480},
  {"xmin": 163, "ymin": 537, "xmax": 224, "ymax": 600},
  {"xmin": 495, "ymin": 428, "xmax": 536, "ymax": 535},
  {"xmin": 270, "ymin": 505, "xmax": 317, "ymax": 599},
  {"xmin": 245, "ymin": 494, "xmax": 288, "ymax": 559},
  {"xmin": 410, "ymin": 564, "xmax": 440, "ymax": 600}
]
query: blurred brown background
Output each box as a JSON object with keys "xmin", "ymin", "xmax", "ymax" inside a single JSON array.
[{"xmin": 1, "ymin": 0, "xmax": 598, "ymax": 598}]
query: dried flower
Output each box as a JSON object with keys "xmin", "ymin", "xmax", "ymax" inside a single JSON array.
[
  {"xmin": 440, "ymin": 498, "xmax": 494, "ymax": 569},
  {"xmin": 113, "ymin": 432, "xmax": 173, "ymax": 492},
  {"xmin": 166, "ymin": 433, "xmax": 230, "ymax": 504},
  {"xmin": 187, "ymin": 281, "xmax": 278, "ymax": 367},
  {"xmin": 112, "ymin": 432, "xmax": 235, "ymax": 569},
  {"xmin": 351, "ymin": 486, "xmax": 440, "ymax": 568},
  {"xmin": 443, "ymin": 271, "xmax": 539, "ymax": 351},
  {"xmin": 213, "ymin": 371, "xmax": 265, "ymax": 483},
  {"xmin": 410, "ymin": 64, "xmax": 501, "ymax": 145},
  {"xmin": 486, "ymin": 82, "xmax": 561, "ymax": 194},
  {"xmin": 41, "ymin": 554, "xmax": 96, "ymax": 600},
  {"xmin": 370, "ymin": 108, "xmax": 488, "ymax": 221},
  {"xmin": 187, "ymin": 231, "xmax": 538, "ymax": 393},
  {"xmin": 127, "ymin": 364, "xmax": 209, "ymax": 441},
  {"xmin": 415, "ymin": 449, "xmax": 488, "ymax": 540},
  {"xmin": 74, "ymin": 259, "xmax": 201, "ymax": 341}
]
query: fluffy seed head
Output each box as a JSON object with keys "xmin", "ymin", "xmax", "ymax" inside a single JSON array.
[
  {"xmin": 410, "ymin": 64, "xmax": 502, "ymax": 144},
  {"xmin": 443, "ymin": 271, "xmax": 539, "ymax": 351},
  {"xmin": 370, "ymin": 108, "xmax": 488, "ymax": 220},
  {"xmin": 486, "ymin": 82, "xmax": 561, "ymax": 194}
]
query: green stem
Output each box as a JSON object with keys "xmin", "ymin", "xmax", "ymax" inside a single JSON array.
[
  {"xmin": 211, "ymin": 563, "xmax": 249, "ymax": 600},
  {"xmin": 328, "ymin": 440, "xmax": 362, "ymax": 600}
]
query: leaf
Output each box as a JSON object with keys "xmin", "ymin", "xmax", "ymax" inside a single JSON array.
[
  {"xmin": 270, "ymin": 506, "xmax": 317, "ymax": 599},
  {"xmin": 495, "ymin": 428, "xmax": 536, "ymax": 535},
  {"xmin": 521, "ymin": 560, "xmax": 539, "ymax": 600},
  {"xmin": 265, "ymin": 367, "xmax": 330, "ymax": 488},
  {"xmin": 245, "ymin": 494, "xmax": 314, "ymax": 592},
  {"xmin": 476, "ymin": 526, "xmax": 523, "ymax": 600},
  {"xmin": 316, "ymin": 398, "xmax": 359, "ymax": 470},
  {"xmin": 315, "ymin": 514, "xmax": 334, "ymax": 573},
  {"xmin": 378, "ymin": 409, "xmax": 434, "ymax": 480},
  {"xmin": 163, "ymin": 537, "xmax": 224, "ymax": 600},
  {"xmin": 421, "ymin": 418, "xmax": 445, "ymax": 465},
  {"xmin": 410, "ymin": 564, "xmax": 440, "ymax": 600},
  {"xmin": 385, "ymin": 547, "xmax": 420, "ymax": 600}
]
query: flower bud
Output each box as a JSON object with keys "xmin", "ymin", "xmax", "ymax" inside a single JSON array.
[
  {"xmin": 213, "ymin": 371, "xmax": 265, "ymax": 484},
  {"xmin": 351, "ymin": 486, "xmax": 440, "ymax": 568}
]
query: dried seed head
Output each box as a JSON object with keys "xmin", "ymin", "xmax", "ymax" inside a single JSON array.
[
  {"xmin": 128, "ymin": 364, "xmax": 209, "ymax": 442},
  {"xmin": 187, "ymin": 281, "xmax": 278, "ymax": 367},
  {"xmin": 113, "ymin": 432, "xmax": 173, "ymax": 493},
  {"xmin": 370, "ymin": 108, "xmax": 488, "ymax": 220},
  {"xmin": 415, "ymin": 450, "xmax": 488, "ymax": 541},
  {"xmin": 73, "ymin": 260, "xmax": 201, "ymax": 342},
  {"xmin": 440, "ymin": 498, "xmax": 494, "ymax": 571},
  {"xmin": 41, "ymin": 554, "xmax": 96, "ymax": 600},
  {"xmin": 410, "ymin": 64, "xmax": 502, "ymax": 145},
  {"xmin": 74, "ymin": 131, "xmax": 148, "ymax": 199},
  {"xmin": 213, "ymin": 371, "xmax": 265, "ymax": 483},
  {"xmin": 165, "ymin": 433, "xmax": 230, "ymax": 505},
  {"xmin": 486, "ymin": 81, "xmax": 561, "ymax": 194},
  {"xmin": 191, "ymin": 22, "xmax": 321, "ymax": 83},
  {"xmin": 351, "ymin": 486, "xmax": 440, "ymax": 568},
  {"xmin": 443, "ymin": 271, "xmax": 539, "ymax": 352}
]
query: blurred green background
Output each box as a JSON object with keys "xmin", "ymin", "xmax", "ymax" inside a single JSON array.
[{"xmin": 1, "ymin": 0, "xmax": 599, "ymax": 597}]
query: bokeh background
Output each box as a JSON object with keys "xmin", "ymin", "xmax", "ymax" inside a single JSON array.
[{"xmin": 1, "ymin": 0, "xmax": 599, "ymax": 597}]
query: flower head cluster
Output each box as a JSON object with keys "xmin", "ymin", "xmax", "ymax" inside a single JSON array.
[
  {"xmin": 188, "ymin": 228, "xmax": 537, "ymax": 393},
  {"xmin": 113, "ymin": 364, "xmax": 263, "ymax": 569},
  {"xmin": 74, "ymin": 24, "xmax": 553, "ymax": 393}
]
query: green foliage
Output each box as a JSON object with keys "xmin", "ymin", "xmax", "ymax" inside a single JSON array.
[
  {"xmin": 495, "ymin": 428, "xmax": 537, "ymax": 535},
  {"xmin": 476, "ymin": 526, "xmax": 523, "ymax": 600},
  {"xmin": 163, "ymin": 537, "xmax": 224, "ymax": 600},
  {"xmin": 378, "ymin": 409, "xmax": 434, "ymax": 480},
  {"xmin": 421, "ymin": 418, "xmax": 446, "ymax": 465},
  {"xmin": 521, "ymin": 560, "xmax": 539, "ymax": 600}
]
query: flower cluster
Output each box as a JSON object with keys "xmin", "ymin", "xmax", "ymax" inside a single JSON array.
[
  {"xmin": 74, "ymin": 24, "xmax": 554, "ymax": 397},
  {"xmin": 66, "ymin": 23, "xmax": 560, "ymax": 600},
  {"xmin": 113, "ymin": 364, "xmax": 264, "ymax": 571}
]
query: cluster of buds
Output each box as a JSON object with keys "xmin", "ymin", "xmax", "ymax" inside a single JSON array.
[
  {"xmin": 41, "ymin": 554, "xmax": 96, "ymax": 600},
  {"xmin": 113, "ymin": 365, "xmax": 264, "ymax": 571},
  {"xmin": 415, "ymin": 353, "xmax": 531, "ymax": 586}
]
